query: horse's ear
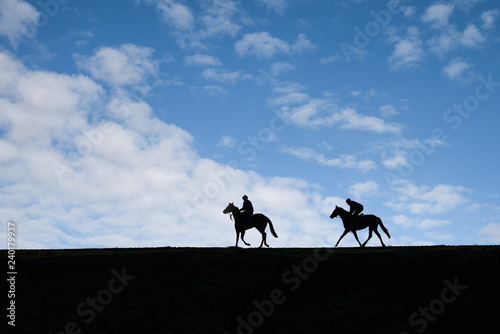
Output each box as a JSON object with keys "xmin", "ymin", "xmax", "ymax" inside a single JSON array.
[
  {"xmin": 230, "ymin": 202, "xmax": 234, "ymax": 205},
  {"xmin": 335, "ymin": 205, "xmax": 338, "ymax": 208}
]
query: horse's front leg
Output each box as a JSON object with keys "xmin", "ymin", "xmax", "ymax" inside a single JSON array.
[
  {"xmin": 241, "ymin": 230, "xmax": 251, "ymax": 246},
  {"xmin": 374, "ymin": 229, "xmax": 385, "ymax": 247},
  {"xmin": 335, "ymin": 230, "xmax": 349, "ymax": 247},
  {"xmin": 235, "ymin": 231, "xmax": 239, "ymax": 247}
]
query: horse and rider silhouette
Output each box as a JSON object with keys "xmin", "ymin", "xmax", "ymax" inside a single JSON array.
[
  {"xmin": 223, "ymin": 195, "xmax": 278, "ymax": 248},
  {"xmin": 222, "ymin": 195, "xmax": 389, "ymax": 248},
  {"xmin": 330, "ymin": 198, "xmax": 391, "ymax": 247}
]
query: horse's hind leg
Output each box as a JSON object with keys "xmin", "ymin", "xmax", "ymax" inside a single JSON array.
[
  {"xmin": 259, "ymin": 229, "xmax": 269, "ymax": 248},
  {"xmin": 362, "ymin": 228, "xmax": 373, "ymax": 247},
  {"xmin": 260, "ymin": 231, "xmax": 269, "ymax": 248},
  {"xmin": 374, "ymin": 229, "xmax": 386, "ymax": 247}
]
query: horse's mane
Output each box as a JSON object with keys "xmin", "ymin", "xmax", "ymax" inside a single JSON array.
[{"xmin": 336, "ymin": 206, "xmax": 349, "ymax": 214}]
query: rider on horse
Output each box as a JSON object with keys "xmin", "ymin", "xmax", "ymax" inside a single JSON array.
[
  {"xmin": 346, "ymin": 198, "xmax": 363, "ymax": 228},
  {"xmin": 240, "ymin": 195, "xmax": 254, "ymax": 223}
]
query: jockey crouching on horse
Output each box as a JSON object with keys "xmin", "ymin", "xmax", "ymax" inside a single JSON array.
[
  {"xmin": 346, "ymin": 198, "xmax": 363, "ymax": 229},
  {"xmin": 240, "ymin": 195, "xmax": 254, "ymax": 223}
]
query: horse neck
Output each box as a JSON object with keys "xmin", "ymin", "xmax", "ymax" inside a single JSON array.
[
  {"xmin": 231, "ymin": 207, "xmax": 242, "ymax": 219},
  {"xmin": 338, "ymin": 209, "xmax": 352, "ymax": 228}
]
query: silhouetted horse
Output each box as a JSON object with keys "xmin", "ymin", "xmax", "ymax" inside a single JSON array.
[
  {"xmin": 223, "ymin": 203, "xmax": 278, "ymax": 248},
  {"xmin": 330, "ymin": 206, "xmax": 390, "ymax": 247}
]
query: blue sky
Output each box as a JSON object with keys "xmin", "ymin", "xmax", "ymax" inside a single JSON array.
[{"xmin": 1, "ymin": 0, "xmax": 500, "ymax": 249}]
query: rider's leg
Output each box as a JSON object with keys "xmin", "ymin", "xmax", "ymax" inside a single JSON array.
[{"xmin": 353, "ymin": 212, "xmax": 359, "ymax": 229}]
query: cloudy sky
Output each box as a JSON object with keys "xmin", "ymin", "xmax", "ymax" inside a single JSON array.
[{"xmin": 1, "ymin": 0, "xmax": 499, "ymax": 249}]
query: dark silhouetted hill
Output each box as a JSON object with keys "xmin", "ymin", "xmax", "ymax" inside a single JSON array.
[{"xmin": 12, "ymin": 245, "xmax": 500, "ymax": 333}]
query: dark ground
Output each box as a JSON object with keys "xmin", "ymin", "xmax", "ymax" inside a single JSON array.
[{"xmin": 8, "ymin": 245, "xmax": 500, "ymax": 333}]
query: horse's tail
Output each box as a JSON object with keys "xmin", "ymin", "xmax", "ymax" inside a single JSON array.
[
  {"xmin": 267, "ymin": 218, "xmax": 278, "ymax": 238},
  {"xmin": 378, "ymin": 218, "xmax": 391, "ymax": 239}
]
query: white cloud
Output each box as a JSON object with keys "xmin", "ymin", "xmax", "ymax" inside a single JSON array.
[
  {"xmin": 75, "ymin": 44, "xmax": 159, "ymax": 88},
  {"xmin": 269, "ymin": 85, "xmax": 401, "ymax": 133},
  {"xmin": 337, "ymin": 108, "xmax": 402, "ymax": 134},
  {"xmin": 278, "ymin": 97, "xmax": 336, "ymax": 127},
  {"xmin": 281, "ymin": 146, "xmax": 376, "ymax": 173},
  {"xmin": 0, "ymin": 52, "xmax": 26, "ymax": 95},
  {"xmin": 383, "ymin": 151, "xmax": 408, "ymax": 169},
  {"xmin": 388, "ymin": 26, "xmax": 425, "ymax": 71},
  {"xmin": 391, "ymin": 214, "xmax": 414, "ymax": 228},
  {"xmin": 235, "ymin": 31, "xmax": 290, "ymax": 58},
  {"xmin": 421, "ymin": 3, "xmax": 455, "ymax": 28},
  {"xmin": 419, "ymin": 218, "xmax": 452, "ymax": 229},
  {"xmin": 202, "ymin": 68, "xmax": 243, "ymax": 84},
  {"xmin": 200, "ymin": 0, "xmax": 241, "ymax": 38},
  {"xmin": 379, "ymin": 104, "xmax": 399, "ymax": 118},
  {"xmin": 401, "ymin": 6, "xmax": 416, "ymax": 18},
  {"xmin": 269, "ymin": 90, "xmax": 309, "ymax": 106},
  {"xmin": 0, "ymin": 53, "xmax": 103, "ymax": 147},
  {"xmin": 385, "ymin": 181, "xmax": 471, "ymax": 215},
  {"xmin": 0, "ymin": 0, "xmax": 40, "ymax": 48},
  {"xmin": 442, "ymin": 57, "xmax": 473, "ymax": 81},
  {"xmin": 185, "ymin": 54, "xmax": 221, "ymax": 67},
  {"xmin": 461, "ymin": 24, "xmax": 486, "ymax": 48},
  {"xmin": 348, "ymin": 180, "xmax": 379, "ymax": 199},
  {"xmin": 155, "ymin": 0, "xmax": 194, "ymax": 31},
  {"xmin": 217, "ymin": 136, "xmax": 237, "ymax": 148},
  {"xmin": 392, "ymin": 215, "xmax": 451, "ymax": 230},
  {"xmin": 257, "ymin": 0, "xmax": 288, "ymax": 14},
  {"xmin": 234, "ymin": 32, "xmax": 315, "ymax": 59},
  {"xmin": 428, "ymin": 24, "xmax": 486, "ymax": 57},
  {"xmin": 427, "ymin": 28, "xmax": 461, "ymax": 57},
  {"xmin": 453, "ymin": 0, "xmax": 483, "ymax": 11},
  {"xmin": 481, "ymin": 9, "xmax": 500, "ymax": 29},
  {"xmin": 425, "ymin": 231, "xmax": 454, "ymax": 242},
  {"xmin": 379, "ymin": 136, "xmax": 448, "ymax": 171},
  {"xmin": 320, "ymin": 54, "xmax": 341, "ymax": 64},
  {"xmin": 203, "ymin": 85, "xmax": 229, "ymax": 96},
  {"xmin": 144, "ymin": 0, "xmax": 241, "ymax": 48},
  {"xmin": 270, "ymin": 61, "xmax": 295, "ymax": 76},
  {"xmin": 291, "ymin": 33, "xmax": 317, "ymax": 54},
  {"xmin": 478, "ymin": 222, "xmax": 500, "ymax": 243}
]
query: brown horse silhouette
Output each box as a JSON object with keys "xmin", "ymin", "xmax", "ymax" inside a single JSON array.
[
  {"xmin": 223, "ymin": 202, "xmax": 278, "ymax": 248},
  {"xmin": 330, "ymin": 206, "xmax": 390, "ymax": 247}
]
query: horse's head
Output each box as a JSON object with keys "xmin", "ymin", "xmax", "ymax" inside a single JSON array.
[
  {"xmin": 330, "ymin": 205, "xmax": 342, "ymax": 219},
  {"xmin": 223, "ymin": 202, "xmax": 236, "ymax": 215}
]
